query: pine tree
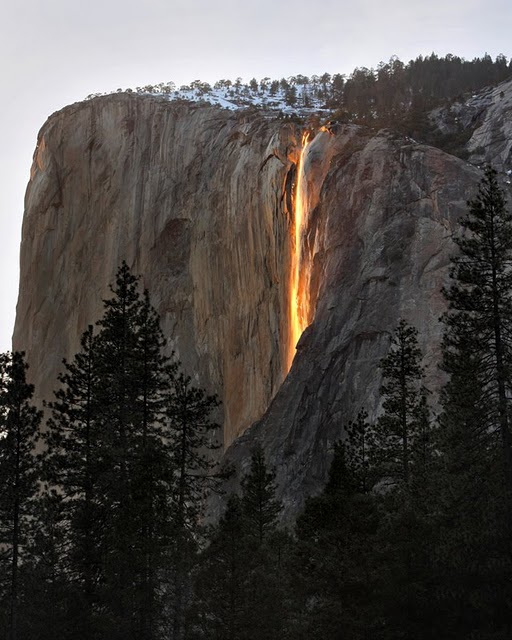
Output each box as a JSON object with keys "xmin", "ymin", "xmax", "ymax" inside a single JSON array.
[
  {"xmin": 435, "ymin": 167, "xmax": 512, "ymax": 636},
  {"xmin": 94, "ymin": 263, "xmax": 174, "ymax": 639},
  {"xmin": 291, "ymin": 443, "xmax": 382, "ymax": 639},
  {"xmin": 371, "ymin": 319, "xmax": 431, "ymax": 489},
  {"xmin": 44, "ymin": 263, "xmax": 177, "ymax": 639},
  {"xmin": 442, "ymin": 166, "xmax": 512, "ymax": 497},
  {"xmin": 43, "ymin": 325, "xmax": 104, "ymax": 638},
  {"xmin": 166, "ymin": 371, "xmax": 221, "ymax": 640},
  {"xmin": 189, "ymin": 495, "xmax": 247, "ymax": 640},
  {"xmin": 189, "ymin": 450, "xmax": 287, "ymax": 640},
  {"xmin": 364, "ymin": 322, "xmax": 437, "ymax": 638},
  {"xmin": 22, "ymin": 491, "xmax": 73, "ymax": 640},
  {"xmin": 0, "ymin": 352, "xmax": 42, "ymax": 640},
  {"xmin": 240, "ymin": 446, "xmax": 281, "ymax": 545},
  {"xmin": 238, "ymin": 447, "xmax": 288, "ymax": 640},
  {"xmin": 42, "ymin": 262, "xmax": 225, "ymax": 640},
  {"xmin": 345, "ymin": 409, "xmax": 373, "ymax": 493}
]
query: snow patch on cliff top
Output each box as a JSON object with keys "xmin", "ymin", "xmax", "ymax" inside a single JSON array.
[
  {"xmin": 88, "ymin": 82, "xmax": 332, "ymax": 117},
  {"xmin": 165, "ymin": 84, "xmax": 330, "ymax": 116}
]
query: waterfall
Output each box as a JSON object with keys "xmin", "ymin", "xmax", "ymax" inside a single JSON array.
[{"xmin": 288, "ymin": 131, "xmax": 314, "ymax": 371}]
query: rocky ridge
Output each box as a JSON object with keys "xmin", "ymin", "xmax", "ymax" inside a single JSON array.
[{"xmin": 430, "ymin": 77, "xmax": 512, "ymax": 172}]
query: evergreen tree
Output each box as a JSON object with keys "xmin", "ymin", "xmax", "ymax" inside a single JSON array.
[
  {"xmin": 0, "ymin": 352, "xmax": 42, "ymax": 640},
  {"xmin": 41, "ymin": 262, "xmax": 225, "ymax": 640},
  {"xmin": 22, "ymin": 491, "xmax": 73, "ymax": 640},
  {"xmin": 241, "ymin": 446, "xmax": 281, "ymax": 545},
  {"xmin": 284, "ymin": 84, "xmax": 297, "ymax": 107},
  {"xmin": 188, "ymin": 450, "xmax": 287, "ymax": 640},
  {"xmin": 189, "ymin": 495, "xmax": 247, "ymax": 640},
  {"xmin": 167, "ymin": 372, "xmax": 221, "ymax": 640},
  {"xmin": 93, "ymin": 263, "xmax": 174, "ymax": 639},
  {"xmin": 436, "ymin": 167, "xmax": 512, "ymax": 636},
  {"xmin": 44, "ymin": 263, "xmax": 177, "ymax": 640},
  {"xmin": 442, "ymin": 166, "xmax": 512, "ymax": 497},
  {"xmin": 239, "ymin": 447, "xmax": 288, "ymax": 640},
  {"xmin": 43, "ymin": 326, "xmax": 104, "ymax": 638},
  {"xmin": 371, "ymin": 320, "xmax": 431, "ymax": 489},
  {"xmin": 291, "ymin": 443, "xmax": 382, "ymax": 639},
  {"xmin": 364, "ymin": 322, "xmax": 437, "ymax": 638},
  {"xmin": 345, "ymin": 409, "xmax": 373, "ymax": 493}
]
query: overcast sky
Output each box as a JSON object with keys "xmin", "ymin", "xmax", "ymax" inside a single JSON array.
[{"xmin": 1, "ymin": 0, "xmax": 511, "ymax": 352}]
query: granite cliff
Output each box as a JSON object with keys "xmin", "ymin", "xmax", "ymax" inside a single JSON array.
[
  {"xmin": 14, "ymin": 78, "xmax": 512, "ymax": 516},
  {"xmin": 15, "ymin": 96, "xmax": 300, "ymax": 447}
]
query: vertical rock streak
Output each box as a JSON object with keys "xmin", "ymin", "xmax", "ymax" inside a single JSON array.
[{"xmin": 288, "ymin": 131, "xmax": 312, "ymax": 371}]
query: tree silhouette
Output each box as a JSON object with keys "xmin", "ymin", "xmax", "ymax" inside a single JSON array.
[{"xmin": 0, "ymin": 352, "xmax": 42, "ymax": 640}]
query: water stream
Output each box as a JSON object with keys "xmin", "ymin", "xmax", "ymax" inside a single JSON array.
[{"xmin": 288, "ymin": 131, "xmax": 314, "ymax": 371}]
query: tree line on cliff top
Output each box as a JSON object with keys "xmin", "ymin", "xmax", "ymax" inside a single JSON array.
[
  {"xmin": 2, "ymin": 166, "xmax": 512, "ymax": 638},
  {"xmin": 88, "ymin": 52, "xmax": 512, "ymax": 152}
]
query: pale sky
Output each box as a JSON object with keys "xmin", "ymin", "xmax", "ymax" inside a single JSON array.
[{"xmin": 1, "ymin": 0, "xmax": 511, "ymax": 352}]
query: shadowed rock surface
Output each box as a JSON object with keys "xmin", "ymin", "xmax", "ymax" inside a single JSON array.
[{"xmin": 219, "ymin": 128, "xmax": 482, "ymax": 520}]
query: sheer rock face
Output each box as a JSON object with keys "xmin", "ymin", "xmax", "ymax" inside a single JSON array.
[
  {"xmin": 14, "ymin": 95, "xmax": 301, "ymax": 446},
  {"xmin": 15, "ymin": 93, "xmax": 487, "ymax": 517},
  {"xmin": 219, "ymin": 128, "xmax": 482, "ymax": 521}
]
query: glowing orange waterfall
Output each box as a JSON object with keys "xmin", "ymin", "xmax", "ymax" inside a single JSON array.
[{"xmin": 287, "ymin": 131, "xmax": 312, "ymax": 371}]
